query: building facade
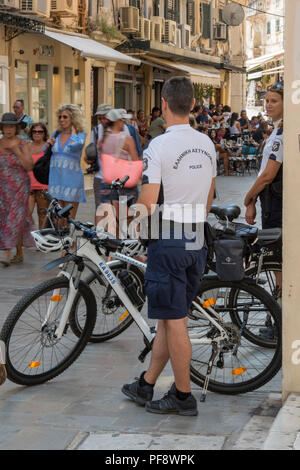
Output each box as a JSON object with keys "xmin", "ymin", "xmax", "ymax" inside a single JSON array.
[
  {"xmin": 0, "ymin": 0, "xmax": 248, "ymax": 136},
  {"xmin": 89, "ymin": 0, "xmax": 248, "ymax": 115},
  {"xmin": 246, "ymin": 0, "xmax": 285, "ymax": 107}
]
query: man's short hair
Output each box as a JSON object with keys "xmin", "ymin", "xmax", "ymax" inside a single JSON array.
[
  {"xmin": 15, "ymin": 99, "xmax": 24, "ymax": 106},
  {"xmin": 162, "ymin": 76, "xmax": 194, "ymax": 117}
]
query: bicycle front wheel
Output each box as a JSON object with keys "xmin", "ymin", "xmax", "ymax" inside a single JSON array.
[
  {"xmin": 0, "ymin": 277, "xmax": 96, "ymax": 386},
  {"xmin": 189, "ymin": 277, "xmax": 281, "ymax": 395}
]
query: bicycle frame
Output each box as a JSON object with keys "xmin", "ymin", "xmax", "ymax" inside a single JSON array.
[{"xmin": 47, "ymin": 237, "xmax": 230, "ymax": 349}]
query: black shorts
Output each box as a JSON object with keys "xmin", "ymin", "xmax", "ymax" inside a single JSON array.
[
  {"xmin": 93, "ymin": 178, "xmax": 138, "ymax": 209},
  {"xmin": 259, "ymin": 190, "xmax": 282, "ymax": 229},
  {"xmin": 145, "ymin": 235, "xmax": 207, "ymax": 320}
]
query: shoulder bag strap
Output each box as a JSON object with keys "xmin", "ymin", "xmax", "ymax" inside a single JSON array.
[{"xmin": 116, "ymin": 133, "xmax": 130, "ymax": 160}]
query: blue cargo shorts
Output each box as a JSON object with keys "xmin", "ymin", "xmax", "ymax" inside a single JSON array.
[{"xmin": 145, "ymin": 234, "xmax": 207, "ymax": 320}]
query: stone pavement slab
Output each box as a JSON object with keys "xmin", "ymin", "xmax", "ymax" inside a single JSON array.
[
  {"xmin": 263, "ymin": 394, "xmax": 300, "ymax": 450},
  {"xmin": 77, "ymin": 431, "xmax": 225, "ymax": 451}
]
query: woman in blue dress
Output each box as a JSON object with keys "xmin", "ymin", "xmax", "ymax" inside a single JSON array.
[{"xmin": 47, "ymin": 104, "xmax": 87, "ymax": 219}]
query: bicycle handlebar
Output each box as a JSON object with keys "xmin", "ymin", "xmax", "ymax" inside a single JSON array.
[
  {"xmin": 44, "ymin": 192, "xmax": 124, "ymax": 251},
  {"xmin": 110, "ymin": 175, "xmax": 130, "ymax": 189}
]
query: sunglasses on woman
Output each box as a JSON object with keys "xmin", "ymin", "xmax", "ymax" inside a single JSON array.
[
  {"xmin": 59, "ymin": 115, "xmax": 70, "ymax": 120},
  {"xmin": 32, "ymin": 130, "xmax": 45, "ymax": 134}
]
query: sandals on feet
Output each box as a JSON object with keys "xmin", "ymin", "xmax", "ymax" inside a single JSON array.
[{"xmin": 10, "ymin": 255, "xmax": 24, "ymax": 264}]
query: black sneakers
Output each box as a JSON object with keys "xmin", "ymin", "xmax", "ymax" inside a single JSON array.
[
  {"xmin": 122, "ymin": 376, "xmax": 154, "ymax": 406},
  {"xmin": 145, "ymin": 383, "xmax": 198, "ymax": 416}
]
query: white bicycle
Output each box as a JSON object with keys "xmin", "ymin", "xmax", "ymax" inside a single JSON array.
[{"xmin": 0, "ymin": 182, "xmax": 282, "ymax": 400}]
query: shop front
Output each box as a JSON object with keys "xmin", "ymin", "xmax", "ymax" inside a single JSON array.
[{"xmin": 8, "ymin": 27, "xmax": 140, "ymax": 135}]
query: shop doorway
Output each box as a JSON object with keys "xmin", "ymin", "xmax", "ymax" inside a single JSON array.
[
  {"xmin": 32, "ymin": 65, "xmax": 51, "ymax": 128},
  {"xmin": 114, "ymin": 81, "xmax": 132, "ymax": 109}
]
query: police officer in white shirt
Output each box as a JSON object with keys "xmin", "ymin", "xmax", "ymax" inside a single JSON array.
[
  {"xmin": 122, "ymin": 77, "xmax": 216, "ymax": 416},
  {"xmin": 244, "ymin": 83, "xmax": 283, "ymax": 336}
]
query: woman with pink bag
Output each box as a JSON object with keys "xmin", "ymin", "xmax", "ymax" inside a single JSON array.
[{"xmin": 97, "ymin": 109, "xmax": 141, "ymax": 236}]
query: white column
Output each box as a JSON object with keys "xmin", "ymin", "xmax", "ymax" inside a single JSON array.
[{"xmin": 282, "ymin": 0, "xmax": 300, "ymax": 401}]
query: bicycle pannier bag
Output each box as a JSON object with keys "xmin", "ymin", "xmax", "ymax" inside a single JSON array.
[{"xmin": 214, "ymin": 238, "xmax": 245, "ymax": 281}]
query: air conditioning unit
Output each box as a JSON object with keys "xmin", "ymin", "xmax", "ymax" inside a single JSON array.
[
  {"xmin": 150, "ymin": 16, "xmax": 165, "ymax": 33},
  {"xmin": 179, "ymin": 24, "xmax": 191, "ymax": 49},
  {"xmin": 20, "ymin": 0, "xmax": 50, "ymax": 16},
  {"xmin": 135, "ymin": 17, "xmax": 151, "ymax": 40},
  {"xmin": 120, "ymin": 6, "xmax": 139, "ymax": 33},
  {"xmin": 163, "ymin": 19, "xmax": 176, "ymax": 45},
  {"xmin": 213, "ymin": 22, "xmax": 227, "ymax": 40},
  {"xmin": 150, "ymin": 17, "xmax": 164, "ymax": 42},
  {"xmin": 50, "ymin": 0, "xmax": 78, "ymax": 17},
  {"xmin": 0, "ymin": 0, "xmax": 19, "ymax": 9},
  {"xmin": 150, "ymin": 21, "xmax": 162, "ymax": 42},
  {"xmin": 176, "ymin": 28, "xmax": 181, "ymax": 48}
]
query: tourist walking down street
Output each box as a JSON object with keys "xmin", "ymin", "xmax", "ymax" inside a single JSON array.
[
  {"xmin": 13, "ymin": 99, "xmax": 34, "ymax": 142},
  {"xmin": 0, "ymin": 113, "xmax": 34, "ymax": 266},
  {"xmin": 47, "ymin": 104, "xmax": 87, "ymax": 220},
  {"xmin": 96, "ymin": 109, "xmax": 139, "ymax": 235},
  {"xmin": 122, "ymin": 77, "xmax": 216, "ymax": 416},
  {"xmin": 28, "ymin": 123, "xmax": 50, "ymax": 229}
]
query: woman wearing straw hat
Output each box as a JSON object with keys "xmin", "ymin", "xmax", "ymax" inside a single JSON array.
[{"xmin": 0, "ymin": 113, "xmax": 34, "ymax": 266}]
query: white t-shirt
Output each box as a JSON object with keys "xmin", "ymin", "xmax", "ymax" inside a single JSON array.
[
  {"xmin": 143, "ymin": 124, "xmax": 217, "ymax": 223},
  {"xmin": 258, "ymin": 120, "xmax": 283, "ymax": 177}
]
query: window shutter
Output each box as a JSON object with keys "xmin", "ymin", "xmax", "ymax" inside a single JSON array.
[
  {"xmin": 165, "ymin": 0, "xmax": 179, "ymax": 23},
  {"xmin": 201, "ymin": 2, "xmax": 211, "ymax": 39},
  {"xmin": 187, "ymin": 0, "xmax": 195, "ymax": 34}
]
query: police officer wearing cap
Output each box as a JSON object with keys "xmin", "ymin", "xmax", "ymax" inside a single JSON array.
[{"xmin": 122, "ymin": 77, "xmax": 216, "ymax": 416}]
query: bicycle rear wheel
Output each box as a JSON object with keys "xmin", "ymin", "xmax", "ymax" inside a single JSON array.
[
  {"xmin": 69, "ymin": 263, "xmax": 145, "ymax": 343},
  {"xmin": 0, "ymin": 277, "xmax": 96, "ymax": 386},
  {"xmin": 189, "ymin": 277, "xmax": 281, "ymax": 395},
  {"xmin": 229, "ymin": 262, "xmax": 282, "ymax": 347}
]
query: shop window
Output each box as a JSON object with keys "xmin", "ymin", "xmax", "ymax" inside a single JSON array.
[
  {"xmin": 15, "ymin": 61, "xmax": 29, "ymax": 112},
  {"xmin": 65, "ymin": 67, "xmax": 73, "ymax": 104},
  {"xmin": 74, "ymin": 82, "xmax": 85, "ymax": 112},
  {"xmin": 32, "ymin": 65, "xmax": 50, "ymax": 126}
]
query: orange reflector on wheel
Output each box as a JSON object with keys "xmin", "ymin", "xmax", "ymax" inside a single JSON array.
[
  {"xmin": 202, "ymin": 298, "xmax": 216, "ymax": 308},
  {"xmin": 119, "ymin": 311, "xmax": 129, "ymax": 322},
  {"xmin": 51, "ymin": 295, "xmax": 63, "ymax": 302},
  {"xmin": 232, "ymin": 367, "xmax": 247, "ymax": 376},
  {"xmin": 29, "ymin": 361, "xmax": 40, "ymax": 368}
]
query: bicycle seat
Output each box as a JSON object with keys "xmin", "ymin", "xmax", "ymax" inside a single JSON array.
[
  {"xmin": 210, "ymin": 205, "xmax": 241, "ymax": 222},
  {"xmin": 257, "ymin": 228, "xmax": 282, "ymax": 246}
]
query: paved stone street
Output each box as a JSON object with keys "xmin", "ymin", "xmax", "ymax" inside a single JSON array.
[{"xmin": 0, "ymin": 175, "xmax": 281, "ymax": 450}]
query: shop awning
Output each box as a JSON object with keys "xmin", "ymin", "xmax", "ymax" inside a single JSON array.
[
  {"xmin": 247, "ymin": 71, "xmax": 263, "ymax": 80},
  {"xmin": 44, "ymin": 29, "xmax": 141, "ymax": 66},
  {"xmin": 142, "ymin": 57, "xmax": 221, "ymax": 87},
  {"xmin": 262, "ymin": 65, "xmax": 284, "ymax": 75},
  {"xmin": 246, "ymin": 49, "xmax": 284, "ymax": 71}
]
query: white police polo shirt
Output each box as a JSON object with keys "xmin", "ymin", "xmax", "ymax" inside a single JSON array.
[
  {"xmin": 258, "ymin": 119, "xmax": 283, "ymax": 177},
  {"xmin": 142, "ymin": 124, "xmax": 217, "ymax": 223}
]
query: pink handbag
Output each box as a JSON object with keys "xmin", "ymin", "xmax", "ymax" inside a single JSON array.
[{"xmin": 100, "ymin": 134, "xmax": 143, "ymax": 188}]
